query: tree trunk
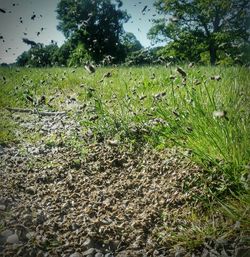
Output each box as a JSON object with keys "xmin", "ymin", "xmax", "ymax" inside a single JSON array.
[{"xmin": 209, "ymin": 41, "xmax": 217, "ymax": 66}]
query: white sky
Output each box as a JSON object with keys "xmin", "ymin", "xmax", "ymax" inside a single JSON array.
[{"xmin": 0, "ymin": 0, "xmax": 165, "ymax": 63}]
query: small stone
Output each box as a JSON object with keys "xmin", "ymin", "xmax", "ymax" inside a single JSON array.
[
  {"xmin": 188, "ymin": 62, "xmax": 194, "ymax": 68},
  {"xmin": 85, "ymin": 129, "xmax": 93, "ymax": 138},
  {"xmin": 104, "ymin": 254, "xmax": 114, "ymax": 257},
  {"xmin": 70, "ymin": 253, "xmax": 83, "ymax": 257},
  {"xmin": 0, "ymin": 229, "xmax": 13, "ymax": 238},
  {"xmin": 95, "ymin": 253, "xmax": 104, "ymax": 257},
  {"xmin": 153, "ymin": 250, "xmax": 160, "ymax": 255},
  {"xmin": 6, "ymin": 233, "xmax": 19, "ymax": 244},
  {"xmin": 82, "ymin": 248, "xmax": 96, "ymax": 256},
  {"xmin": 213, "ymin": 110, "xmax": 227, "ymax": 119},
  {"xmin": 0, "ymin": 229, "xmax": 13, "ymax": 245},
  {"xmin": 89, "ymin": 115, "xmax": 98, "ymax": 121},
  {"xmin": 0, "ymin": 204, "xmax": 6, "ymax": 211}
]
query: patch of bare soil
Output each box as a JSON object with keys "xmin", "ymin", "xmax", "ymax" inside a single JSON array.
[{"xmin": 0, "ymin": 112, "xmax": 248, "ymax": 257}]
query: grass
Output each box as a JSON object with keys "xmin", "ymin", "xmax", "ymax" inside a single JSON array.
[
  {"xmin": 0, "ymin": 65, "xmax": 249, "ymax": 187},
  {"xmin": 154, "ymin": 66, "xmax": 249, "ymax": 188},
  {"xmin": 0, "ymin": 65, "xmax": 249, "ymax": 250},
  {"xmin": 0, "ymin": 110, "xmax": 17, "ymax": 145},
  {"xmin": 160, "ymin": 208, "xmax": 229, "ymax": 250}
]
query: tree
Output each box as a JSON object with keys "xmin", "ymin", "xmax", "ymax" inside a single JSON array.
[
  {"xmin": 52, "ymin": 40, "xmax": 77, "ymax": 66},
  {"xmin": 148, "ymin": 0, "xmax": 250, "ymax": 65},
  {"xmin": 16, "ymin": 42, "xmax": 59, "ymax": 67},
  {"xmin": 56, "ymin": 0, "xmax": 129, "ymax": 63},
  {"xmin": 67, "ymin": 43, "xmax": 92, "ymax": 66},
  {"xmin": 125, "ymin": 48, "xmax": 160, "ymax": 65},
  {"xmin": 121, "ymin": 32, "xmax": 143, "ymax": 55},
  {"xmin": 16, "ymin": 51, "xmax": 29, "ymax": 66}
]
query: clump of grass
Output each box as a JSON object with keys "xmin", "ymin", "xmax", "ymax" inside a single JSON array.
[
  {"xmin": 219, "ymin": 191, "xmax": 250, "ymax": 230},
  {"xmin": 0, "ymin": 110, "xmax": 18, "ymax": 144},
  {"xmin": 154, "ymin": 66, "xmax": 250, "ymax": 191},
  {"xmin": 159, "ymin": 207, "xmax": 233, "ymax": 252}
]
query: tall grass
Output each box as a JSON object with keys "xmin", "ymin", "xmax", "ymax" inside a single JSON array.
[{"xmin": 154, "ymin": 66, "xmax": 249, "ymax": 188}]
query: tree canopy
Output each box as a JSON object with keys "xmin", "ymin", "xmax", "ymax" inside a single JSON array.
[
  {"xmin": 56, "ymin": 0, "xmax": 130, "ymax": 62},
  {"xmin": 148, "ymin": 0, "xmax": 250, "ymax": 65},
  {"xmin": 121, "ymin": 32, "xmax": 143, "ymax": 55},
  {"xmin": 16, "ymin": 42, "xmax": 59, "ymax": 67}
]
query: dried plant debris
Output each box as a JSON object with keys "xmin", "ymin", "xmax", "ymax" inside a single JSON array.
[
  {"xmin": 0, "ymin": 143, "xmax": 194, "ymax": 256},
  {"xmin": 0, "ymin": 111, "xmax": 246, "ymax": 256}
]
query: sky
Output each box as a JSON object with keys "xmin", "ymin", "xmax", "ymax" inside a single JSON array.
[{"xmin": 0, "ymin": 0, "xmax": 165, "ymax": 64}]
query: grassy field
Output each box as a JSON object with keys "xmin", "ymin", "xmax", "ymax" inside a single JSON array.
[{"xmin": 0, "ymin": 65, "xmax": 249, "ymax": 251}]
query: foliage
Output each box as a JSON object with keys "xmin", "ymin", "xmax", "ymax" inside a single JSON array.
[
  {"xmin": 16, "ymin": 51, "xmax": 30, "ymax": 66},
  {"xmin": 52, "ymin": 40, "xmax": 75, "ymax": 66},
  {"xmin": 16, "ymin": 1, "xmax": 144, "ymax": 67},
  {"xmin": 149, "ymin": 0, "xmax": 250, "ymax": 65},
  {"xmin": 16, "ymin": 43, "xmax": 59, "ymax": 67},
  {"xmin": 16, "ymin": 32, "xmax": 143, "ymax": 67},
  {"xmin": 156, "ymin": 32, "xmax": 208, "ymax": 64},
  {"xmin": 56, "ymin": 0, "xmax": 129, "ymax": 62},
  {"xmin": 121, "ymin": 32, "xmax": 143, "ymax": 56},
  {"xmin": 125, "ymin": 48, "xmax": 161, "ymax": 65},
  {"xmin": 67, "ymin": 43, "xmax": 92, "ymax": 67},
  {"xmin": 154, "ymin": 67, "xmax": 249, "ymax": 187}
]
